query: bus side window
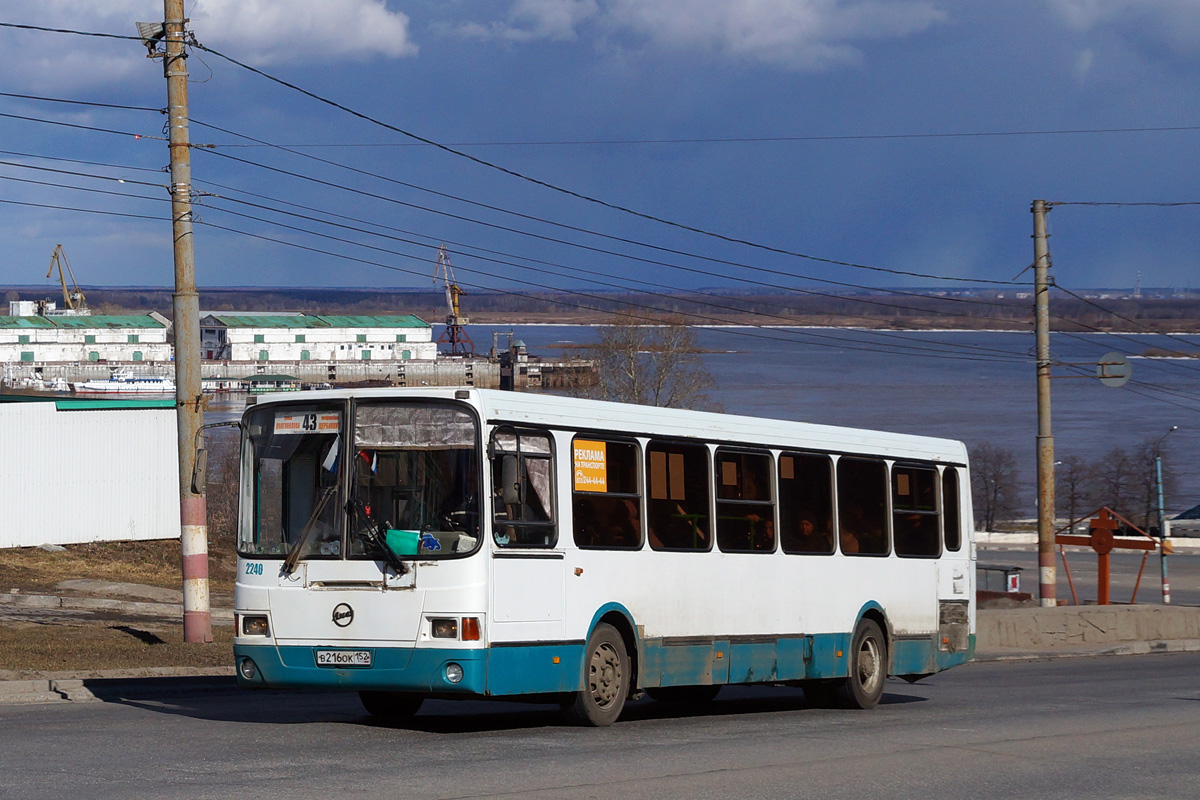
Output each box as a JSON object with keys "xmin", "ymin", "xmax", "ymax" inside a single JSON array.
[
  {"xmin": 715, "ymin": 448, "xmax": 775, "ymax": 553},
  {"xmin": 572, "ymin": 438, "xmax": 642, "ymax": 550},
  {"xmin": 779, "ymin": 452, "xmax": 835, "ymax": 555},
  {"xmin": 942, "ymin": 467, "xmax": 962, "ymax": 551},
  {"xmin": 490, "ymin": 428, "xmax": 556, "ymax": 547},
  {"xmin": 837, "ymin": 457, "xmax": 889, "ymax": 556},
  {"xmin": 646, "ymin": 441, "xmax": 710, "ymax": 551},
  {"xmin": 892, "ymin": 464, "xmax": 941, "ymax": 558}
]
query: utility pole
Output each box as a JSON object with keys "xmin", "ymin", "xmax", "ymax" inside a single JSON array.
[
  {"xmin": 1155, "ymin": 425, "xmax": 1178, "ymax": 604},
  {"xmin": 1032, "ymin": 200, "xmax": 1056, "ymax": 608},
  {"xmin": 163, "ymin": 0, "xmax": 210, "ymax": 643}
]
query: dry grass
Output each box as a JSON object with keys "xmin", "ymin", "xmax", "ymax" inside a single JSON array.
[
  {"xmin": 0, "ymin": 535, "xmax": 238, "ymax": 596},
  {"xmin": 0, "ymin": 620, "xmax": 234, "ymax": 676}
]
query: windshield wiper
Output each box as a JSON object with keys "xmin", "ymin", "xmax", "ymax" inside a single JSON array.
[
  {"xmin": 281, "ymin": 486, "xmax": 338, "ymax": 575},
  {"xmin": 346, "ymin": 497, "xmax": 408, "ymax": 576}
]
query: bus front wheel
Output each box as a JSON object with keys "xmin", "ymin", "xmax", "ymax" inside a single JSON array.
[
  {"xmin": 359, "ymin": 690, "xmax": 424, "ymax": 720},
  {"xmin": 845, "ymin": 618, "xmax": 887, "ymax": 709},
  {"xmin": 562, "ymin": 623, "xmax": 628, "ymax": 727}
]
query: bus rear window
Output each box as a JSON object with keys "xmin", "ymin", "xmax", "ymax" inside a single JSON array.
[
  {"xmin": 943, "ymin": 467, "xmax": 962, "ymax": 551},
  {"xmin": 572, "ymin": 438, "xmax": 641, "ymax": 549}
]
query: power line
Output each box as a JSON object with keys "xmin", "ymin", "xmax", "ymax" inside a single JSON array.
[
  {"xmin": 0, "ymin": 150, "xmax": 1033, "ymax": 349},
  {"xmin": 1054, "ymin": 283, "xmax": 1200, "ymax": 357},
  {"xmin": 201, "ymin": 124, "xmax": 1200, "ymax": 149},
  {"xmin": 0, "ymin": 90, "xmax": 160, "ymax": 113},
  {"xmin": 186, "ymin": 39, "xmax": 1017, "ymax": 286},
  {"xmin": 194, "ymin": 141, "xmax": 1022, "ymax": 312},
  {"xmin": 198, "ymin": 197, "xmax": 1028, "ymax": 362},
  {"xmin": 0, "ymin": 110, "xmax": 165, "ymax": 140},
  {"xmin": 0, "ymin": 148, "xmax": 164, "ymax": 174},
  {"xmin": 192, "ymin": 171, "xmax": 1029, "ymax": 333}
]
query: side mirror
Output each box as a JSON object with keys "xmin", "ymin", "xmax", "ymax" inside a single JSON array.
[
  {"xmin": 191, "ymin": 448, "xmax": 208, "ymax": 494},
  {"xmin": 500, "ymin": 454, "xmax": 523, "ymax": 506}
]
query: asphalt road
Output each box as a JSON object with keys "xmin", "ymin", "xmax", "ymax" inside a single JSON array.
[
  {"xmin": 2, "ymin": 653, "xmax": 1198, "ymax": 800},
  {"xmin": 979, "ymin": 548, "xmax": 1200, "ymax": 606}
]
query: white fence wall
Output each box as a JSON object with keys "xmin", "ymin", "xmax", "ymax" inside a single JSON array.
[{"xmin": 0, "ymin": 401, "xmax": 181, "ymax": 548}]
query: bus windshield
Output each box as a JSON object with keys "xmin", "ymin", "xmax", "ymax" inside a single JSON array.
[
  {"xmin": 239, "ymin": 404, "xmax": 344, "ymax": 558},
  {"xmin": 351, "ymin": 402, "xmax": 481, "ymax": 557}
]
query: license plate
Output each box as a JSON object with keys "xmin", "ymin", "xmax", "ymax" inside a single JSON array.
[{"xmin": 315, "ymin": 649, "xmax": 372, "ymax": 668}]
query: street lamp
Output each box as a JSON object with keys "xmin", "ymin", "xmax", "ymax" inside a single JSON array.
[{"xmin": 1155, "ymin": 425, "xmax": 1179, "ymax": 604}]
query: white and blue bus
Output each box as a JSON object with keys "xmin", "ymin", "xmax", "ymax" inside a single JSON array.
[{"xmin": 232, "ymin": 388, "xmax": 975, "ymax": 725}]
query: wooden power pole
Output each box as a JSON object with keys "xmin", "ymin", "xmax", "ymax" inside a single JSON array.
[
  {"xmin": 162, "ymin": 0, "xmax": 211, "ymax": 642},
  {"xmin": 1032, "ymin": 200, "xmax": 1056, "ymax": 608}
]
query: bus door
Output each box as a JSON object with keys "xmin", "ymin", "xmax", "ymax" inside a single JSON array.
[{"xmin": 488, "ymin": 428, "xmax": 565, "ymax": 638}]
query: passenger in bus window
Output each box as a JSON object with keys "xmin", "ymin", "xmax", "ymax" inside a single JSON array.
[{"xmin": 795, "ymin": 512, "xmax": 833, "ymax": 553}]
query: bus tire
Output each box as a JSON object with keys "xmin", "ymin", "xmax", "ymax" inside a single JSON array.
[
  {"xmin": 562, "ymin": 623, "xmax": 628, "ymax": 727},
  {"xmin": 359, "ymin": 690, "xmax": 424, "ymax": 720},
  {"xmin": 845, "ymin": 618, "xmax": 887, "ymax": 709},
  {"xmin": 646, "ymin": 685, "xmax": 721, "ymax": 706}
]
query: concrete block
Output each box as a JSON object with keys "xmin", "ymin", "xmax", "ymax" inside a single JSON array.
[
  {"xmin": 49, "ymin": 679, "xmax": 97, "ymax": 703},
  {"xmin": 0, "ymin": 680, "xmax": 62, "ymax": 705}
]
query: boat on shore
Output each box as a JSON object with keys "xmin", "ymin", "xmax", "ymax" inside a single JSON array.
[{"xmin": 73, "ymin": 370, "xmax": 176, "ymax": 395}]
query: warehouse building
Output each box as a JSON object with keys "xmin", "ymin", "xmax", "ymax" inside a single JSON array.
[
  {"xmin": 199, "ymin": 314, "xmax": 437, "ymax": 362},
  {"xmin": 0, "ymin": 313, "xmax": 172, "ymax": 364}
]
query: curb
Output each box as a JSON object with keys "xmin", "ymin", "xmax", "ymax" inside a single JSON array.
[{"xmin": 973, "ymin": 638, "xmax": 1200, "ymax": 662}]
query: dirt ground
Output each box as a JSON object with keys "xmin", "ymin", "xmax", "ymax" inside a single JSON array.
[{"xmin": 0, "ymin": 536, "xmax": 239, "ymax": 677}]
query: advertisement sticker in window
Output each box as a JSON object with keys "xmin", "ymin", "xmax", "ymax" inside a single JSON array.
[{"xmin": 573, "ymin": 440, "xmax": 607, "ymax": 493}]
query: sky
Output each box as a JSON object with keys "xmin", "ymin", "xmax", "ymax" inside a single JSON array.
[{"xmin": 0, "ymin": 0, "xmax": 1199, "ymax": 298}]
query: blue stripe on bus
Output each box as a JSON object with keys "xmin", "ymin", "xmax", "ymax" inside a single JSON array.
[{"xmin": 234, "ymin": 632, "xmax": 973, "ymax": 696}]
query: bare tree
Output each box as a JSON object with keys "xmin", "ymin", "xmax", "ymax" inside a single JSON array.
[
  {"xmin": 1056, "ymin": 454, "xmax": 1095, "ymax": 533},
  {"xmin": 584, "ymin": 317, "xmax": 721, "ymax": 411},
  {"xmin": 1131, "ymin": 436, "xmax": 1179, "ymax": 533},
  {"xmin": 1091, "ymin": 446, "xmax": 1136, "ymax": 519},
  {"xmin": 969, "ymin": 441, "xmax": 1020, "ymax": 531}
]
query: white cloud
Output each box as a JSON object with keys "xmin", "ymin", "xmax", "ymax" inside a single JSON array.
[
  {"xmin": 1049, "ymin": 0, "xmax": 1200, "ymax": 58},
  {"xmin": 451, "ymin": 0, "xmax": 947, "ymax": 70},
  {"xmin": 1073, "ymin": 48, "xmax": 1095, "ymax": 81},
  {"xmin": 0, "ymin": 0, "xmax": 417, "ymax": 90}
]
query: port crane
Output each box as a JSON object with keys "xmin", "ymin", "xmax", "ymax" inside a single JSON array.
[
  {"xmin": 433, "ymin": 244, "xmax": 473, "ymax": 356},
  {"xmin": 47, "ymin": 244, "xmax": 88, "ymax": 312}
]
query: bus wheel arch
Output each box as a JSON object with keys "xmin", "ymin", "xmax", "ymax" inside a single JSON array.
[{"xmin": 596, "ymin": 610, "xmax": 640, "ymax": 692}]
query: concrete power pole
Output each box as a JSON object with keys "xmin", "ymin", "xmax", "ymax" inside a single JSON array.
[
  {"xmin": 1032, "ymin": 200, "xmax": 1056, "ymax": 608},
  {"xmin": 163, "ymin": 0, "xmax": 211, "ymax": 643}
]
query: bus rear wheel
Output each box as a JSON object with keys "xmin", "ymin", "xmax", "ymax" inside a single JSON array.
[
  {"xmin": 562, "ymin": 623, "xmax": 628, "ymax": 727},
  {"xmin": 845, "ymin": 618, "xmax": 887, "ymax": 709},
  {"xmin": 359, "ymin": 691, "xmax": 424, "ymax": 720}
]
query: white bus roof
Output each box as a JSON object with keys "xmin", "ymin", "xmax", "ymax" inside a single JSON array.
[{"xmin": 249, "ymin": 387, "xmax": 968, "ymax": 465}]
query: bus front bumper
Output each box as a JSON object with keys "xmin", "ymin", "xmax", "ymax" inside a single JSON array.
[{"xmin": 233, "ymin": 643, "xmax": 487, "ymax": 695}]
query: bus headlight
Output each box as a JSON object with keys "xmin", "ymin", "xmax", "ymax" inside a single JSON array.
[
  {"xmin": 241, "ymin": 615, "xmax": 270, "ymax": 637},
  {"xmin": 431, "ymin": 618, "xmax": 458, "ymax": 639},
  {"xmin": 445, "ymin": 663, "xmax": 464, "ymax": 683},
  {"xmin": 239, "ymin": 658, "xmax": 258, "ymax": 681}
]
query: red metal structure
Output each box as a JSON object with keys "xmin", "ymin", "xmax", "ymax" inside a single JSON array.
[{"xmin": 1055, "ymin": 507, "xmax": 1158, "ymax": 605}]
